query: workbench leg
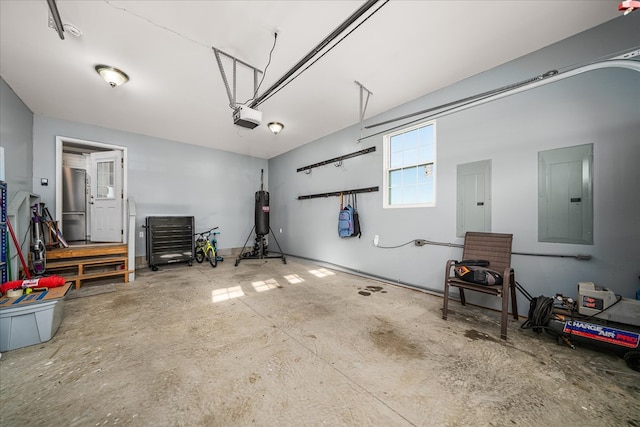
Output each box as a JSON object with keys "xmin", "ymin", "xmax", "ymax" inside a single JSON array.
[{"xmin": 76, "ymin": 265, "xmax": 83, "ymax": 289}]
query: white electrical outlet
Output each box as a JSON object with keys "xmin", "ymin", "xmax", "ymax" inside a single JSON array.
[
  {"xmin": 374, "ymin": 235, "xmax": 379, "ymax": 246},
  {"xmin": 139, "ymin": 231, "xmax": 144, "ymax": 238}
]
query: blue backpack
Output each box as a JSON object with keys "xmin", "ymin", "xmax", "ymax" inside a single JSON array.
[{"xmin": 338, "ymin": 205, "xmax": 355, "ymax": 238}]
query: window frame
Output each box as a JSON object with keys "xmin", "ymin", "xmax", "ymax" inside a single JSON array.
[{"xmin": 382, "ymin": 120, "xmax": 437, "ymax": 209}]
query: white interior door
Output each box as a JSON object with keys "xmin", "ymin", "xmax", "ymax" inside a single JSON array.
[{"xmin": 89, "ymin": 151, "xmax": 122, "ymax": 242}]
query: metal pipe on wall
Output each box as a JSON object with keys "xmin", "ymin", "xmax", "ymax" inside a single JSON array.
[{"xmin": 416, "ymin": 239, "xmax": 592, "ymax": 260}]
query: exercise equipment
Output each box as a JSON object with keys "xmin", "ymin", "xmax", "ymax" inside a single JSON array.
[{"xmin": 235, "ymin": 170, "xmax": 286, "ymax": 266}]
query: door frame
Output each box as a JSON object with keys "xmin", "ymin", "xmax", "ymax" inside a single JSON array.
[{"xmin": 55, "ymin": 136, "xmax": 128, "ymax": 243}]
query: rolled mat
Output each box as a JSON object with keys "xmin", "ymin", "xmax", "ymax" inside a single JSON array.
[{"xmin": 0, "ymin": 276, "xmax": 66, "ymax": 295}]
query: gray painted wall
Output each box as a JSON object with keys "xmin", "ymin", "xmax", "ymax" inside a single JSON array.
[
  {"xmin": 0, "ymin": 79, "xmax": 33, "ymax": 196},
  {"xmin": 3, "ymin": 14, "xmax": 639, "ymax": 309},
  {"xmin": 268, "ymin": 15, "xmax": 640, "ymax": 310},
  {"xmin": 32, "ymin": 115, "xmax": 267, "ymax": 256}
]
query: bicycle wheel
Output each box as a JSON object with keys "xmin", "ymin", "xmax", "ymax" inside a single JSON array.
[
  {"xmin": 207, "ymin": 247, "xmax": 217, "ymax": 268},
  {"xmin": 195, "ymin": 248, "xmax": 205, "ymax": 263}
]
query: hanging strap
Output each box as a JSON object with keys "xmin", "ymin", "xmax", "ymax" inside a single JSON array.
[{"xmin": 353, "ymin": 192, "xmax": 361, "ymax": 238}]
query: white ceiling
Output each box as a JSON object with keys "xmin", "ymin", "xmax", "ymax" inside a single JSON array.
[{"xmin": 0, "ymin": 1, "xmax": 621, "ymax": 159}]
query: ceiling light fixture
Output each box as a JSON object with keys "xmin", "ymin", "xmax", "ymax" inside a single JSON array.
[
  {"xmin": 95, "ymin": 65, "xmax": 129, "ymax": 87},
  {"xmin": 618, "ymin": 0, "xmax": 640, "ymax": 14},
  {"xmin": 63, "ymin": 23, "xmax": 82, "ymax": 37},
  {"xmin": 268, "ymin": 122, "xmax": 284, "ymax": 135}
]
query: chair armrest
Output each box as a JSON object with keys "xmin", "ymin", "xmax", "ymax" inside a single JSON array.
[
  {"xmin": 445, "ymin": 259, "xmax": 458, "ymax": 276},
  {"xmin": 502, "ymin": 267, "xmax": 514, "ymax": 281}
]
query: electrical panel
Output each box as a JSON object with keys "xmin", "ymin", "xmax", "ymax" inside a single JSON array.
[
  {"xmin": 456, "ymin": 160, "xmax": 491, "ymax": 237},
  {"xmin": 538, "ymin": 144, "xmax": 593, "ymax": 244}
]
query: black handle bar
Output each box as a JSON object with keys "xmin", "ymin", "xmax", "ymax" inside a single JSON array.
[{"xmin": 194, "ymin": 226, "xmax": 220, "ymax": 236}]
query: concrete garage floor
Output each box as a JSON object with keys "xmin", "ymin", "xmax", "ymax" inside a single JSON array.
[{"xmin": 1, "ymin": 257, "xmax": 638, "ymax": 426}]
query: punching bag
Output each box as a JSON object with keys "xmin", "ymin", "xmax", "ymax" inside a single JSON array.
[
  {"xmin": 255, "ymin": 191, "xmax": 269, "ymax": 236},
  {"xmin": 254, "ymin": 169, "xmax": 270, "ymax": 236}
]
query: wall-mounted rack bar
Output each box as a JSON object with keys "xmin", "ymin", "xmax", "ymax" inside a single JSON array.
[
  {"xmin": 298, "ymin": 186, "xmax": 379, "ymax": 200},
  {"xmin": 297, "ymin": 146, "xmax": 376, "ymax": 173}
]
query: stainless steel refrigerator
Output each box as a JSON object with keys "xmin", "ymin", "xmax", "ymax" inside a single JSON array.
[{"xmin": 62, "ymin": 167, "xmax": 87, "ymax": 241}]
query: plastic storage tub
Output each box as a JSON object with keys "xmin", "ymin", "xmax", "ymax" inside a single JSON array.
[{"xmin": 0, "ymin": 283, "xmax": 70, "ymax": 352}]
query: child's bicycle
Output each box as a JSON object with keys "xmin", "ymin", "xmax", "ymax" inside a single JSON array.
[{"xmin": 194, "ymin": 227, "xmax": 223, "ymax": 267}]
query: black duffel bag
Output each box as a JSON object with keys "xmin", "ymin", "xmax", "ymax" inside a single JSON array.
[{"xmin": 454, "ymin": 260, "xmax": 503, "ymax": 286}]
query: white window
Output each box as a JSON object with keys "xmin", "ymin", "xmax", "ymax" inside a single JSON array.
[{"xmin": 383, "ymin": 121, "xmax": 436, "ymax": 208}]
